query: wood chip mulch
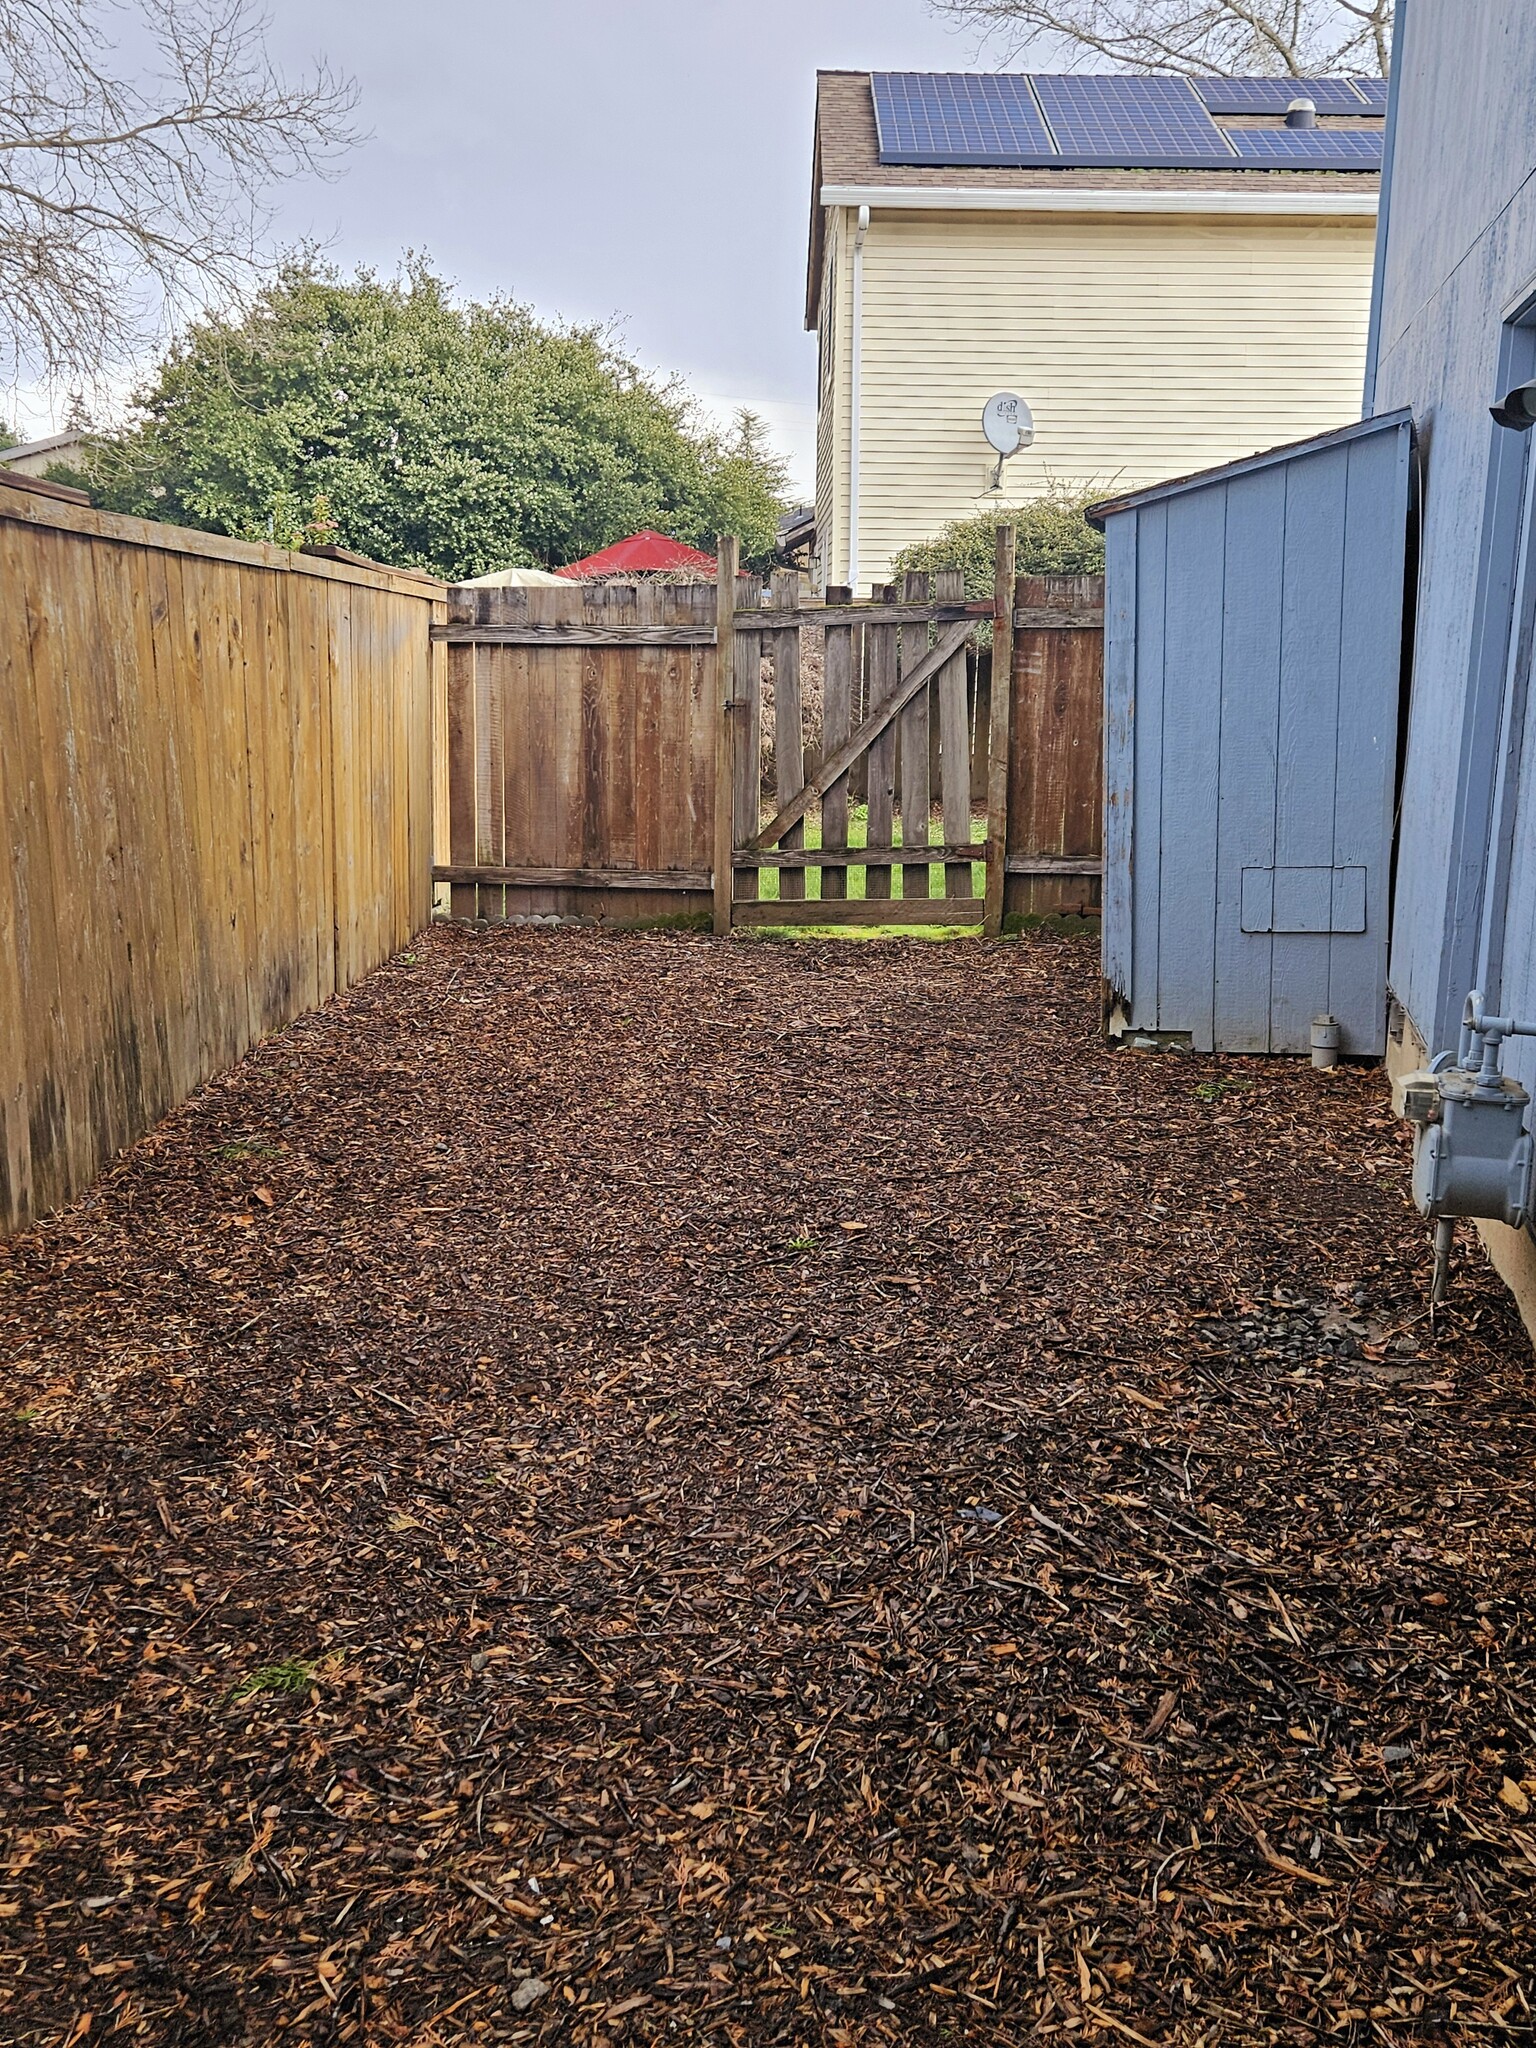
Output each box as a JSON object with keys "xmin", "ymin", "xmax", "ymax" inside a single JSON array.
[{"xmin": 2, "ymin": 926, "xmax": 1535, "ymax": 2047}]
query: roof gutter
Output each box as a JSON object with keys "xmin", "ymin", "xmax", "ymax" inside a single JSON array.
[{"xmin": 820, "ymin": 182, "xmax": 1377, "ymax": 217}]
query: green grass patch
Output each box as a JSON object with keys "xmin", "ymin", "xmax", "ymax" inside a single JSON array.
[
  {"xmin": 229, "ymin": 1659, "xmax": 317, "ymax": 1701},
  {"xmin": 754, "ymin": 803, "xmax": 986, "ymax": 905},
  {"xmin": 1191, "ymin": 1076, "xmax": 1255, "ymax": 1103}
]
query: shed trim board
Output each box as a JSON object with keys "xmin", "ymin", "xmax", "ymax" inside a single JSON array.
[
  {"xmin": 1100, "ymin": 410, "xmax": 1413, "ymax": 1055},
  {"xmin": 820, "ymin": 183, "xmax": 1378, "ymax": 217}
]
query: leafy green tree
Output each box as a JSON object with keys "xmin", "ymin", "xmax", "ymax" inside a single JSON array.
[
  {"xmin": 42, "ymin": 463, "xmax": 94, "ymax": 494},
  {"xmin": 890, "ymin": 484, "xmax": 1106, "ymax": 600},
  {"xmin": 88, "ymin": 262, "xmax": 787, "ymax": 577},
  {"xmin": 0, "ymin": 423, "xmax": 17, "ymax": 450}
]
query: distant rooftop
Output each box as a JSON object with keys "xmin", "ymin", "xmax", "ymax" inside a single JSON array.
[
  {"xmin": 1, "ymin": 430, "xmax": 84, "ymax": 464},
  {"xmin": 870, "ymin": 70, "xmax": 1384, "ymax": 172}
]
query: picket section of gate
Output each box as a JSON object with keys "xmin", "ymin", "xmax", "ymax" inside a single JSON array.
[
  {"xmin": 434, "ymin": 533, "xmax": 1105, "ymax": 935},
  {"xmin": 724, "ymin": 564, "xmax": 993, "ymax": 931}
]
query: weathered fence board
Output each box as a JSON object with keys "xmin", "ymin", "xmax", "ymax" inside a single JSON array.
[
  {"xmin": 1006, "ymin": 573, "xmax": 1105, "ymax": 921},
  {"xmin": 0, "ymin": 481, "xmax": 442, "ymax": 1236},
  {"xmin": 439, "ymin": 579, "xmax": 717, "ymax": 924},
  {"xmin": 437, "ymin": 534, "xmax": 1105, "ymax": 939}
]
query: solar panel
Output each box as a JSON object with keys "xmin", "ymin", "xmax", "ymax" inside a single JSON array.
[
  {"xmin": 869, "ymin": 70, "xmax": 1385, "ymax": 171},
  {"xmin": 1030, "ymin": 73, "xmax": 1234, "ymax": 164},
  {"xmin": 1227, "ymin": 128, "xmax": 1384, "ymax": 165},
  {"xmin": 870, "ymin": 73, "xmax": 1055, "ymax": 166},
  {"xmin": 1351, "ymin": 77, "xmax": 1389, "ymax": 110},
  {"xmin": 1195, "ymin": 77, "xmax": 1376, "ymax": 116}
]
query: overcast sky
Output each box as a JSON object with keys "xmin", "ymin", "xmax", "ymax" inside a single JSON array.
[{"xmin": 14, "ymin": 0, "xmax": 1042, "ymax": 494}]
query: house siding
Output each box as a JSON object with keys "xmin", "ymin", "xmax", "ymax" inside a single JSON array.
[
  {"xmin": 1373, "ymin": 0, "xmax": 1536, "ymax": 1059},
  {"xmin": 1364, "ymin": 0, "xmax": 1536, "ymax": 1328},
  {"xmin": 819, "ymin": 206, "xmax": 1376, "ymax": 593}
]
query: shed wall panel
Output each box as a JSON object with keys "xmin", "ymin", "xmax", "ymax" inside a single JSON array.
[
  {"xmin": 1272, "ymin": 445, "xmax": 1349, "ymax": 1052},
  {"xmin": 1101, "ymin": 514, "xmax": 1137, "ymax": 996},
  {"xmin": 1213, "ymin": 465, "xmax": 1285, "ymax": 1052},
  {"xmin": 1100, "ymin": 414, "xmax": 1410, "ymax": 1054},
  {"xmin": 1129, "ymin": 501, "xmax": 1167, "ymax": 1027},
  {"xmin": 1155, "ymin": 488, "xmax": 1227, "ymax": 1051}
]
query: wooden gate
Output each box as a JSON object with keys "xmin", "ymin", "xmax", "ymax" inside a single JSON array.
[
  {"xmin": 714, "ymin": 534, "xmax": 1105, "ymax": 934},
  {"xmin": 434, "ymin": 535, "xmax": 1104, "ymax": 933}
]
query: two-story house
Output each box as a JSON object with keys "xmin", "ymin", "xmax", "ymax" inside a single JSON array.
[{"xmin": 807, "ymin": 68, "xmax": 1384, "ymax": 590}]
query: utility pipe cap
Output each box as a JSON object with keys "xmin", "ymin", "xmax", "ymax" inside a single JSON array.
[
  {"xmin": 1491, "ymin": 379, "xmax": 1536, "ymax": 431},
  {"xmin": 1311, "ymin": 1014, "xmax": 1342, "ymax": 1069},
  {"xmin": 1285, "ymin": 97, "xmax": 1318, "ymax": 128}
]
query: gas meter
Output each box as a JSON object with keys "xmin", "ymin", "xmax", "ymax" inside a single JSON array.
[{"xmin": 1396, "ymin": 991, "xmax": 1536, "ymax": 1299}]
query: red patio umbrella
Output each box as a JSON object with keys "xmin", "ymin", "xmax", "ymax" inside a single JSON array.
[{"xmin": 556, "ymin": 529, "xmax": 717, "ymax": 578}]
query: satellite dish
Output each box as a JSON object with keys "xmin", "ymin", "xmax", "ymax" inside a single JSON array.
[{"xmin": 982, "ymin": 391, "xmax": 1034, "ymax": 458}]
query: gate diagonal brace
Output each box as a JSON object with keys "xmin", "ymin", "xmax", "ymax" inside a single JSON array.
[{"xmin": 749, "ymin": 619, "xmax": 974, "ymax": 854}]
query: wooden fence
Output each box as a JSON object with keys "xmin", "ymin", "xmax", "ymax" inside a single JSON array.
[
  {"xmin": 434, "ymin": 580, "xmax": 718, "ymax": 923},
  {"xmin": 1004, "ymin": 572, "xmax": 1106, "ymax": 921},
  {"xmin": 0, "ymin": 476, "xmax": 444, "ymax": 1235},
  {"xmin": 436, "ymin": 540, "xmax": 1103, "ymax": 933}
]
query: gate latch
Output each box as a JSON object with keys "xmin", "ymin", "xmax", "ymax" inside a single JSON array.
[{"xmin": 1395, "ymin": 991, "xmax": 1536, "ymax": 1299}]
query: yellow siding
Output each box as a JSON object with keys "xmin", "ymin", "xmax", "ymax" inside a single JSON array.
[{"xmin": 821, "ymin": 206, "xmax": 1375, "ymax": 591}]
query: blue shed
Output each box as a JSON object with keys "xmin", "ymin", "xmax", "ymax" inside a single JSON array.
[{"xmin": 1090, "ymin": 411, "xmax": 1415, "ymax": 1056}]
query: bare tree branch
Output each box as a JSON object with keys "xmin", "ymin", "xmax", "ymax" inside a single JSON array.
[
  {"xmin": 0, "ymin": 0, "xmax": 359, "ymax": 387},
  {"xmin": 926, "ymin": 0, "xmax": 1393, "ymax": 78}
]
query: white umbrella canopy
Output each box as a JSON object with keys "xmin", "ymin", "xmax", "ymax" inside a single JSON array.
[{"xmin": 456, "ymin": 564, "xmax": 567, "ymax": 587}]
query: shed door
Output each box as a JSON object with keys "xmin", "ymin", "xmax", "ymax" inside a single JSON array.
[{"xmin": 1105, "ymin": 416, "xmax": 1413, "ymax": 1055}]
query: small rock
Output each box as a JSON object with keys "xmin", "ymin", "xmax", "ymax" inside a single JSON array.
[
  {"xmin": 511, "ymin": 1977, "xmax": 549, "ymax": 2011},
  {"xmin": 957, "ymin": 1506, "xmax": 1003, "ymax": 1526}
]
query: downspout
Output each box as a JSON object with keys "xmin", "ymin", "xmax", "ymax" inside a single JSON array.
[
  {"xmin": 1362, "ymin": 0, "xmax": 1407, "ymax": 415},
  {"xmin": 847, "ymin": 203, "xmax": 870, "ymax": 590}
]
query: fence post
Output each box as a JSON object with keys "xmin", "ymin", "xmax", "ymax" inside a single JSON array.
[
  {"xmin": 984, "ymin": 525, "xmax": 1016, "ymax": 937},
  {"xmin": 712, "ymin": 535, "xmax": 740, "ymax": 936}
]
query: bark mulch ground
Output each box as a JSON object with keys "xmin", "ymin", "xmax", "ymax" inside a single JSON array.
[{"xmin": 3, "ymin": 927, "xmax": 1536, "ymax": 2048}]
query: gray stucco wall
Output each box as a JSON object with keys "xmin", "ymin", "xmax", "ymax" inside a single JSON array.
[{"xmin": 1374, "ymin": 0, "xmax": 1536, "ymax": 1052}]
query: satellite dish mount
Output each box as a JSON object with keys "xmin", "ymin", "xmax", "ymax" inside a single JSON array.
[{"xmin": 982, "ymin": 391, "xmax": 1034, "ymax": 491}]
